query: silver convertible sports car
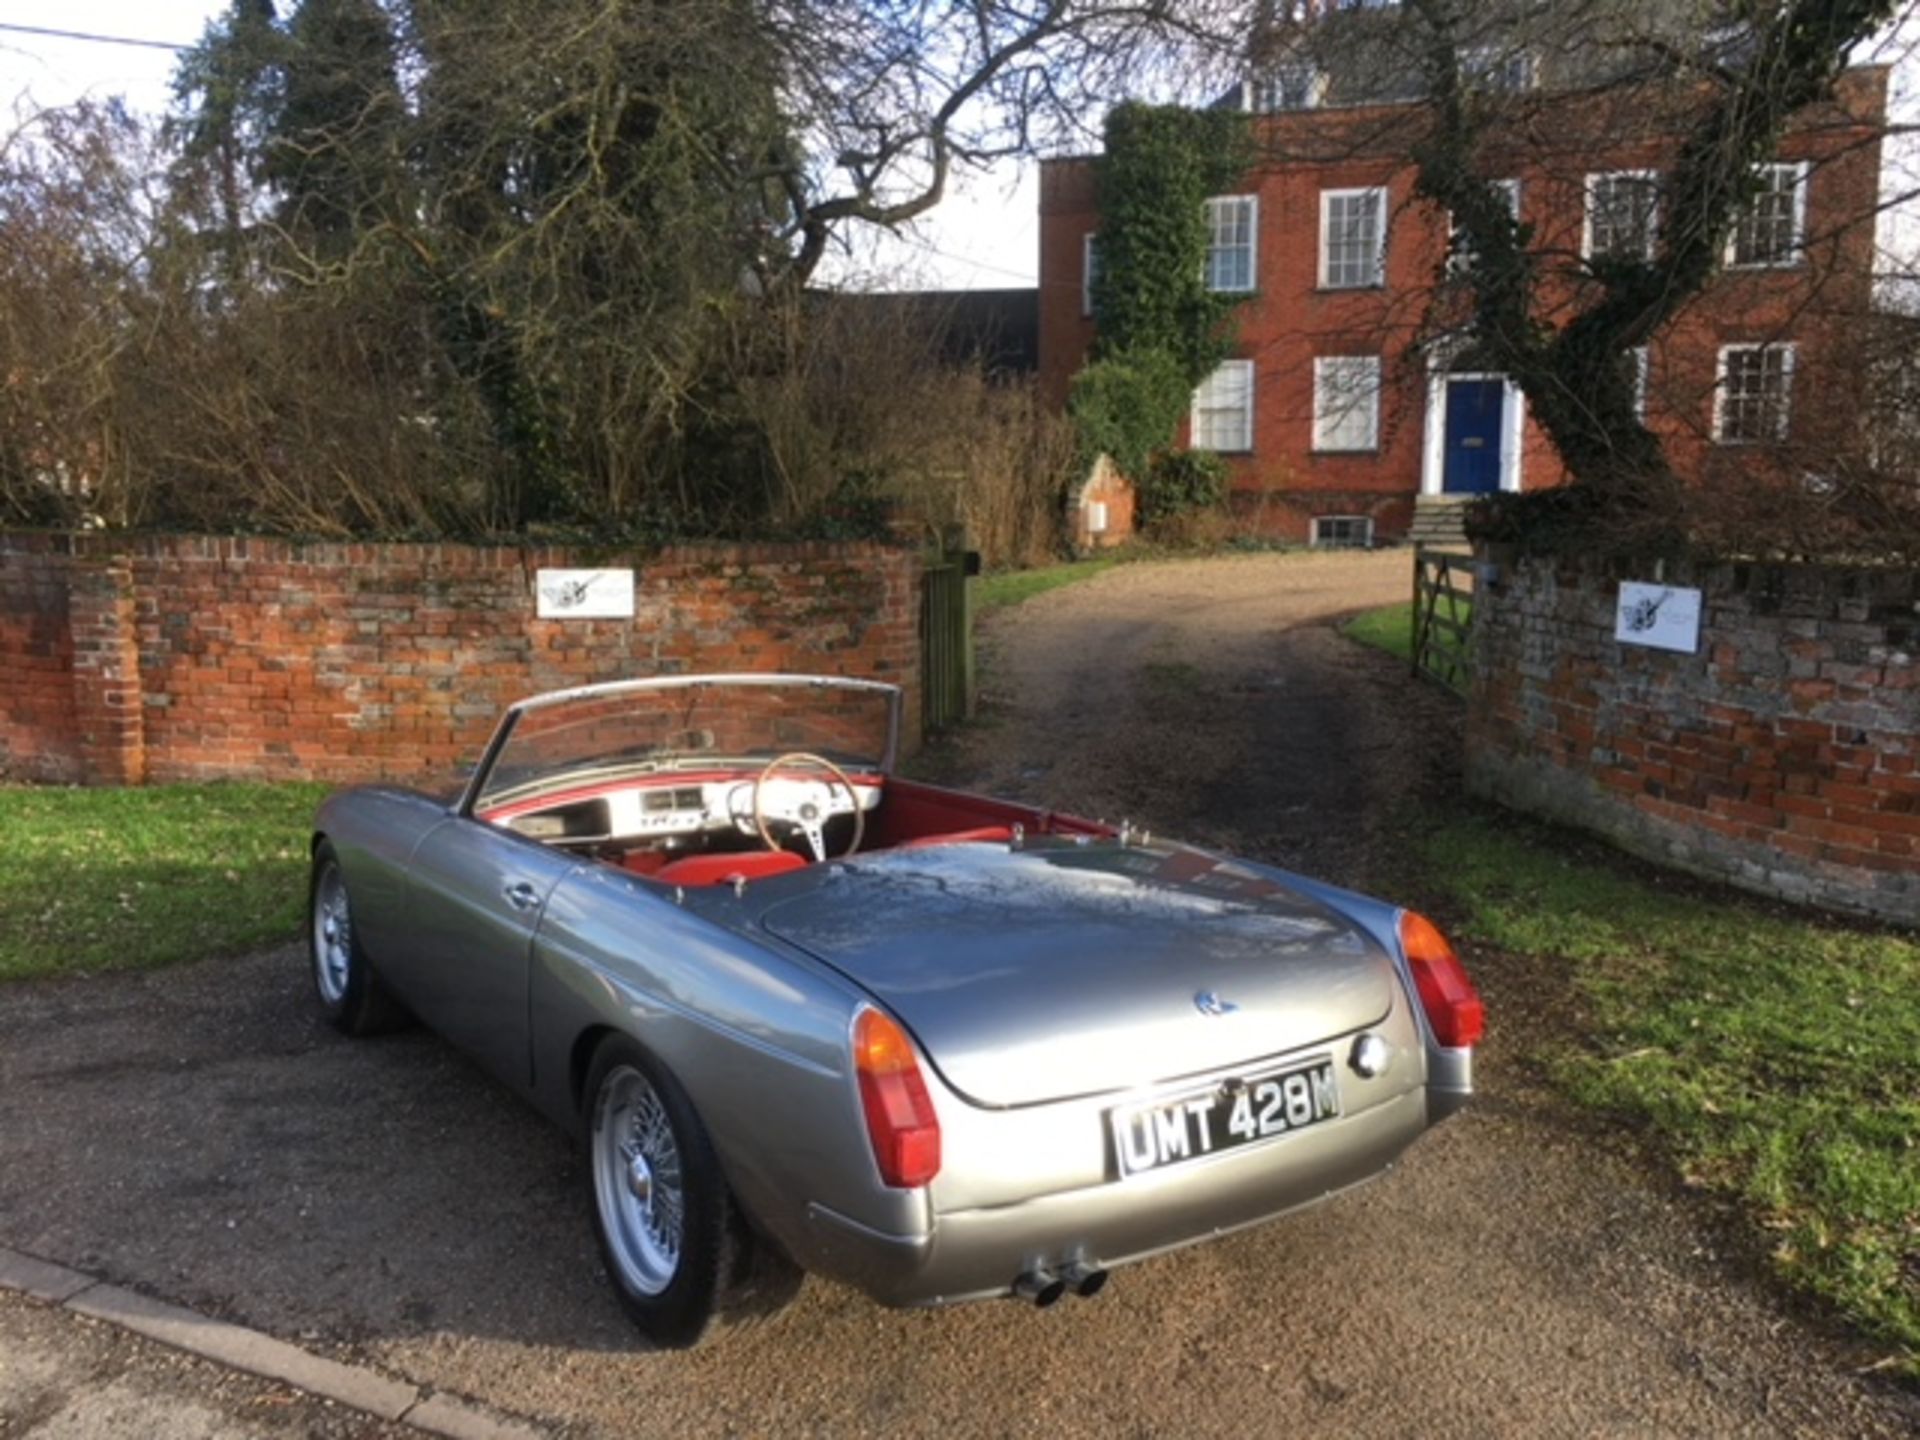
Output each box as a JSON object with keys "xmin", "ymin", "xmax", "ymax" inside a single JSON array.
[{"xmin": 308, "ymin": 674, "xmax": 1483, "ymax": 1347}]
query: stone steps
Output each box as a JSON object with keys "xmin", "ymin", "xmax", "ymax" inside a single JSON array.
[{"xmin": 1408, "ymin": 497, "xmax": 1472, "ymax": 548}]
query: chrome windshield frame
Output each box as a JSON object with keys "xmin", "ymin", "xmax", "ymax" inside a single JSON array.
[{"xmin": 455, "ymin": 674, "xmax": 904, "ymax": 819}]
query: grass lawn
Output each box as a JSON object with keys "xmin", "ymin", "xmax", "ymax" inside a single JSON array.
[
  {"xmin": 1341, "ymin": 601, "xmax": 1417, "ymax": 663},
  {"xmin": 0, "ymin": 782, "xmax": 331, "ymax": 982},
  {"xmin": 976, "ymin": 557, "xmax": 1120, "ymax": 612},
  {"xmin": 1418, "ymin": 812, "xmax": 1920, "ymax": 1372}
]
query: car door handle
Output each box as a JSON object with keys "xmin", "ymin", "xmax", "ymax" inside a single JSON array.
[{"xmin": 503, "ymin": 881, "xmax": 542, "ymax": 913}]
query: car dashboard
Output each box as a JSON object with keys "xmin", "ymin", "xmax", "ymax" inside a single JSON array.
[{"xmin": 484, "ymin": 772, "xmax": 884, "ymax": 851}]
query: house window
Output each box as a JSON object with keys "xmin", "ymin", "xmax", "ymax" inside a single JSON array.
[
  {"xmin": 1728, "ymin": 162, "xmax": 1807, "ymax": 267},
  {"xmin": 1251, "ymin": 63, "xmax": 1326, "ymax": 111},
  {"xmin": 1715, "ymin": 343, "xmax": 1795, "ymax": 443},
  {"xmin": 1702, "ymin": 21, "xmax": 1758, "ymax": 70},
  {"xmin": 1321, "ymin": 188, "xmax": 1386, "ymax": 289},
  {"xmin": 1192, "ymin": 360, "xmax": 1255, "ymax": 453},
  {"xmin": 1462, "ymin": 46, "xmax": 1535, "ymax": 93},
  {"xmin": 1585, "ymin": 171, "xmax": 1659, "ymax": 262},
  {"xmin": 1311, "ymin": 515, "xmax": 1375, "ymax": 549},
  {"xmin": 1627, "ymin": 346, "xmax": 1649, "ymax": 421},
  {"xmin": 1448, "ymin": 178, "xmax": 1521, "ymax": 275},
  {"xmin": 1206, "ymin": 196, "xmax": 1257, "ymax": 293},
  {"xmin": 1081, "ymin": 232, "xmax": 1099, "ymax": 317},
  {"xmin": 1312, "ymin": 355, "xmax": 1382, "ymax": 452}
]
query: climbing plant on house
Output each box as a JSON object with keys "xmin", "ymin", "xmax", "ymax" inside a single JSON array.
[{"xmin": 1070, "ymin": 102, "xmax": 1251, "ymax": 520}]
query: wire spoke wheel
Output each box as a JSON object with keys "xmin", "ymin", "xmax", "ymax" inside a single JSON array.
[
  {"xmin": 593, "ymin": 1064, "xmax": 686, "ymax": 1297},
  {"xmin": 305, "ymin": 840, "xmax": 410, "ymax": 1038},
  {"xmin": 311, "ymin": 863, "xmax": 352, "ymax": 1005}
]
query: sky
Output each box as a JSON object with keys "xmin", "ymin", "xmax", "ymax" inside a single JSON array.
[
  {"xmin": 0, "ymin": 0, "xmax": 1039, "ymax": 292},
  {"xmin": 4, "ymin": 3, "xmax": 1917, "ymax": 294}
]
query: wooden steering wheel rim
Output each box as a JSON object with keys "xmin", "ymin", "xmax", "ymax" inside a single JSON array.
[{"xmin": 750, "ymin": 751, "xmax": 865, "ymax": 859}]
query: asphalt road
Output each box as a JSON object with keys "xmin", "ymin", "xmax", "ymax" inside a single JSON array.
[{"xmin": 1, "ymin": 551, "xmax": 1914, "ymax": 1438}]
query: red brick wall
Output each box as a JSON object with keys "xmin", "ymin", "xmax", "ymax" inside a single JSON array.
[
  {"xmin": 0, "ymin": 533, "xmax": 922, "ymax": 785},
  {"xmin": 0, "ymin": 533, "xmax": 80, "ymax": 782},
  {"xmin": 1466, "ymin": 554, "xmax": 1920, "ymax": 925},
  {"xmin": 1038, "ymin": 69, "xmax": 1888, "ymax": 542}
]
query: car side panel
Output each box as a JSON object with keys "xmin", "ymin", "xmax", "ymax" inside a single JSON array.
[
  {"xmin": 526, "ymin": 863, "xmax": 929, "ymax": 1267},
  {"xmin": 396, "ymin": 819, "xmax": 581, "ymax": 1089},
  {"xmin": 313, "ymin": 789, "xmax": 450, "ymax": 963}
]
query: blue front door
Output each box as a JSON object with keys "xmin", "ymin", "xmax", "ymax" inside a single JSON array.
[{"xmin": 1443, "ymin": 378, "xmax": 1506, "ymax": 494}]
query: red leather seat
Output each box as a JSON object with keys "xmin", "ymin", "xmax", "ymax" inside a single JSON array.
[{"xmin": 654, "ymin": 851, "xmax": 809, "ymax": 887}]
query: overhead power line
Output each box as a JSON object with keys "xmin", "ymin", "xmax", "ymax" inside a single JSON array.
[{"xmin": 0, "ymin": 22, "xmax": 189, "ymax": 53}]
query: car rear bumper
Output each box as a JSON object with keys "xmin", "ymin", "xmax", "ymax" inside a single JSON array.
[{"xmin": 800, "ymin": 1085, "xmax": 1430, "ymax": 1307}]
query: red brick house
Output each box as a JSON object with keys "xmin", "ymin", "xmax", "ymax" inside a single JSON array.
[{"xmin": 1037, "ymin": 53, "xmax": 1889, "ymax": 546}]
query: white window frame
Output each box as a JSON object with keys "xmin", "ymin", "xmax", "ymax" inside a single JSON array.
[
  {"xmin": 1312, "ymin": 355, "xmax": 1382, "ymax": 453},
  {"xmin": 1629, "ymin": 346, "xmax": 1649, "ymax": 421},
  {"xmin": 1319, "ymin": 187, "xmax": 1388, "ymax": 289},
  {"xmin": 1205, "ymin": 195, "xmax": 1258, "ymax": 294},
  {"xmin": 1725, "ymin": 161, "xmax": 1808, "ymax": 269},
  {"xmin": 1310, "ymin": 515, "xmax": 1375, "ymax": 549},
  {"xmin": 1448, "ymin": 178, "xmax": 1521, "ymax": 276},
  {"xmin": 1703, "ymin": 21, "xmax": 1758, "ymax": 69},
  {"xmin": 1251, "ymin": 63, "xmax": 1326, "ymax": 112},
  {"xmin": 1462, "ymin": 45, "xmax": 1535, "ymax": 94},
  {"xmin": 1191, "ymin": 359, "xmax": 1255, "ymax": 454},
  {"xmin": 1081, "ymin": 232, "xmax": 1099, "ymax": 317},
  {"xmin": 1713, "ymin": 342, "xmax": 1796, "ymax": 444},
  {"xmin": 1583, "ymin": 170, "xmax": 1660, "ymax": 262}
]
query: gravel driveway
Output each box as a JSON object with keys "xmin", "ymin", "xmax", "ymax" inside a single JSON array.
[{"xmin": 2, "ymin": 550, "xmax": 1914, "ymax": 1438}]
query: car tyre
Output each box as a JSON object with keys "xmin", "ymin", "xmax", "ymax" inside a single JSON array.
[
  {"xmin": 308, "ymin": 840, "xmax": 411, "ymax": 1037},
  {"xmin": 584, "ymin": 1035, "xmax": 800, "ymax": 1349}
]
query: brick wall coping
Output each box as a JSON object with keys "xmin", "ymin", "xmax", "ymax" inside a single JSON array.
[
  {"xmin": 0, "ymin": 529, "xmax": 912, "ymax": 567},
  {"xmin": 1483, "ymin": 548, "xmax": 1919, "ymax": 604}
]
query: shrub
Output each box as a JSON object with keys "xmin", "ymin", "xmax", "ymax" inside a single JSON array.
[
  {"xmin": 1138, "ymin": 448, "xmax": 1227, "ymax": 525},
  {"xmin": 1067, "ymin": 349, "xmax": 1191, "ymax": 481}
]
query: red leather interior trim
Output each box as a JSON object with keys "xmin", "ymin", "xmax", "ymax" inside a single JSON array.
[
  {"xmin": 654, "ymin": 851, "xmax": 809, "ymax": 887},
  {"xmin": 896, "ymin": 825, "xmax": 1015, "ymax": 849},
  {"xmin": 866, "ymin": 777, "xmax": 1111, "ymax": 848}
]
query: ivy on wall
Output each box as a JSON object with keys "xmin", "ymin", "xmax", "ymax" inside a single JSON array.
[
  {"xmin": 1067, "ymin": 349, "xmax": 1190, "ymax": 484},
  {"xmin": 1069, "ymin": 101, "xmax": 1252, "ymax": 519}
]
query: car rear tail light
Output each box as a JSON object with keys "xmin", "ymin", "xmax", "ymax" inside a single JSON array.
[
  {"xmin": 853, "ymin": 1007, "xmax": 942, "ymax": 1188},
  {"xmin": 1397, "ymin": 911, "xmax": 1485, "ymax": 1049}
]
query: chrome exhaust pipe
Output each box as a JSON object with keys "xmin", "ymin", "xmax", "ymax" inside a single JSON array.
[
  {"xmin": 1061, "ymin": 1262, "xmax": 1108, "ymax": 1299},
  {"xmin": 1013, "ymin": 1269, "xmax": 1067, "ymax": 1308}
]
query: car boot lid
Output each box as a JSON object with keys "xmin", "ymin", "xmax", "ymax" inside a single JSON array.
[{"xmin": 757, "ymin": 837, "xmax": 1397, "ymax": 1108}]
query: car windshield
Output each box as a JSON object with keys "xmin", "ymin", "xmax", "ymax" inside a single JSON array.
[{"xmin": 472, "ymin": 677, "xmax": 897, "ymax": 811}]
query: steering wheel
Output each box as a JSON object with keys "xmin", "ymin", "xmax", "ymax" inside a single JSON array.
[{"xmin": 750, "ymin": 752, "xmax": 866, "ymax": 863}]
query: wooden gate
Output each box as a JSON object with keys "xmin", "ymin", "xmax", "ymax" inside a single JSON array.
[
  {"xmin": 1411, "ymin": 543, "xmax": 1475, "ymax": 694},
  {"xmin": 920, "ymin": 532, "xmax": 978, "ymax": 732}
]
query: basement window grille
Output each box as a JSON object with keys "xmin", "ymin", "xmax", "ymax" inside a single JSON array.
[{"xmin": 1311, "ymin": 516, "xmax": 1374, "ymax": 550}]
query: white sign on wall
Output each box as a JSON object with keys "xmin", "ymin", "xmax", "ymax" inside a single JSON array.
[
  {"xmin": 1614, "ymin": 581, "xmax": 1702, "ymax": 654},
  {"xmin": 535, "ymin": 568, "xmax": 636, "ymax": 619}
]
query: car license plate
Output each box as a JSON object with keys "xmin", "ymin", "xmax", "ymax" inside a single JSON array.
[{"xmin": 1109, "ymin": 1058, "xmax": 1339, "ymax": 1177}]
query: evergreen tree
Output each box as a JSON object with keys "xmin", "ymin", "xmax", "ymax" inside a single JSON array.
[{"xmin": 266, "ymin": 0, "xmax": 407, "ymax": 254}]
